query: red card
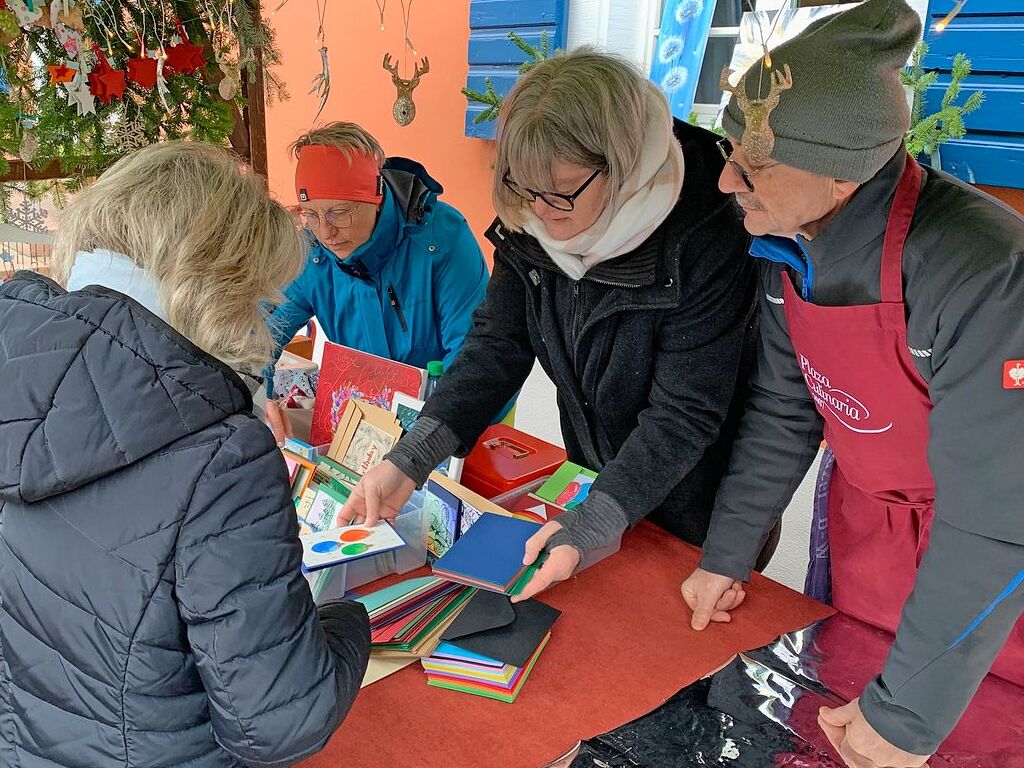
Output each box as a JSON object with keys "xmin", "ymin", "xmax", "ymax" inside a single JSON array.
[{"xmin": 1005, "ymin": 360, "xmax": 1024, "ymax": 389}]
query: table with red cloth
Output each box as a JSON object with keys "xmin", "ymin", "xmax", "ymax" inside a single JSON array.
[{"xmin": 300, "ymin": 521, "xmax": 833, "ymax": 768}]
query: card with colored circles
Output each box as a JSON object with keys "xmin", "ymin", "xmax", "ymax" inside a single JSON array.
[{"xmin": 300, "ymin": 522, "xmax": 406, "ymax": 572}]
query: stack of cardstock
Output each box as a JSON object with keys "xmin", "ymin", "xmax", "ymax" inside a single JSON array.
[
  {"xmin": 328, "ymin": 399, "xmax": 404, "ymax": 477},
  {"xmin": 355, "ymin": 576, "xmax": 475, "ymax": 656},
  {"xmin": 301, "ymin": 521, "xmax": 406, "ymax": 572},
  {"xmin": 420, "ymin": 590, "xmax": 560, "ymax": 703},
  {"xmin": 432, "ymin": 512, "xmax": 542, "ymax": 594},
  {"xmin": 534, "ymin": 461, "xmax": 599, "ymax": 511}
]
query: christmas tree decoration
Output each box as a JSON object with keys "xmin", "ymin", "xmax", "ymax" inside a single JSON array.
[
  {"xmin": 126, "ymin": 53, "xmax": 157, "ymax": 89},
  {"xmin": 47, "ymin": 61, "xmax": 76, "ymax": 84},
  {"xmin": 110, "ymin": 109, "xmax": 148, "ymax": 152},
  {"xmin": 164, "ymin": 22, "xmax": 205, "ymax": 76},
  {"xmin": 1, "ymin": 0, "xmax": 285, "ymax": 191},
  {"xmin": 87, "ymin": 46, "xmax": 126, "ymax": 104},
  {"xmin": 18, "ymin": 130, "xmax": 37, "ymax": 162},
  {"xmin": 309, "ymin": 0, "xmax": 329, "ymax": 121},
  {"xmin": 6, "ymin": 196, "xmax": 47, "ymax": 233},
  {"xmin": 7, "ymin": 0, "xmax": 41, "ymax": 28}
]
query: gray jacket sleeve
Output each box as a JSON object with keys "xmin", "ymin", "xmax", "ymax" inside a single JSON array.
[
  {"xmin": 699, "ymin": 262, "xmax": 824, "ymax": 581},
  {"xmin": 175, "ymin": 419, "xmax": 370, "ymax": 768},
  {"xmin": 860, "ymin": 257, "xmax": 1024, "ymax": 755}
]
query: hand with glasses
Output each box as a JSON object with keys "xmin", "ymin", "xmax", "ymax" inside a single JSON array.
[
  {"xmin": 298, "ymin": 207, "xmax": 357, "ymax": 231},
  {"xmin": 503, "ymin": 167, "xmax": 606, "ymax": 212}
]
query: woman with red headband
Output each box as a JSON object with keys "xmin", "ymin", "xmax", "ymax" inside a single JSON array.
[{"xmin": 266, "ymin": 122, "xmax": 489, "ymax": 437}]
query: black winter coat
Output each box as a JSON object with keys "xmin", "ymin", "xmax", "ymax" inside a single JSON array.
[
  {"xmin": 0, "ymin": 273, "xmax": 369, "ymax": 768},
  {"xmin": 423, "ymin": 121, "xmax": 758, "ymax": 547}
]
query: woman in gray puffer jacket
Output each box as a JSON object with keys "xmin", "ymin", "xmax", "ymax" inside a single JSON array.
[{"xmin": 0, "ymin": 142, "xmax": 370, "ymax": 768}]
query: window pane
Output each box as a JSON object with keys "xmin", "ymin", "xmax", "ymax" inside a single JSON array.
[
  {"xmin": 711, "ymin": 0, "xmax": 745, "ymax": 28},
  {"xmin": 694, "ymin": 34, "xmax": 739, "ymax": 105}
]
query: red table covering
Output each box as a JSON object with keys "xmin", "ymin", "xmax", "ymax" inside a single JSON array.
[{"xmin": 301, "ymin": 521, "xmax": 833, "ymax": 768}]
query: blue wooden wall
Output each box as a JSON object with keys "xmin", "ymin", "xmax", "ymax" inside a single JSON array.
[
  {"xmin": 921, "ymin": 0, "xmax": 1024, "ymax": 189},
  {"xmin": 464, "ymin": 0, "xmax": 569, "ymax": 139}
]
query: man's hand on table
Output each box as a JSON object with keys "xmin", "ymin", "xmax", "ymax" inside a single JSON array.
[
  {"xmin": 337, "ymin": 459, "xmax": 416, "ymax": 527},
  {"xmin": 819, "ymin": 699, "xmax": 931, "ymax": 768},
  {"xmin": 511, "ymin": 521, "xmax": 580, "ymax": 603},
  {"xmin": 680, "ymin": 567, "xmax": 747, "ymax": 630}
]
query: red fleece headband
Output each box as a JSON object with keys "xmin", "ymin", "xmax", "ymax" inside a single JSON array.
[{"xmin": 294, "ymin": 145, "xmax": 385, "ymax": 205}]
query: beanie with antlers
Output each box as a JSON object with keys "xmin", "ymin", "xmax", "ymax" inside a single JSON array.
[{"xmin": 721, "ymin": 0, "xmax": 921, "ymax": 183}]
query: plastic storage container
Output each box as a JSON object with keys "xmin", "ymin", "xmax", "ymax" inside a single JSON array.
[
  {"xmin": 311, "ymin": 488, "xmax": 430, "ymax": 604},
  {"xmin": 461, "ymin": 425, "xmax": 567, "ymax": 499}
]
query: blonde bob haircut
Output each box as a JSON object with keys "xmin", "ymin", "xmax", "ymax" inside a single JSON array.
[
  {"xmin": 290, "ymin": 121, "xmax": 386, "ymax": 168},
  {"xmin": 493, "ymin": 48, "xmax": 650, "ymax": 231},
  {"xmin": 52, "ymin": 141, "xmax": 304, "ymax": 371}
]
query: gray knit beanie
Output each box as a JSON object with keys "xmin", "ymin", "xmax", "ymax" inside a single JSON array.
[{"xmin": 722, "ymin": 0, "xmax": 922, "ymax": 183}]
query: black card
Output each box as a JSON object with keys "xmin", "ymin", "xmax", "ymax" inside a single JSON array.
[{"xmin": 442, "ymin": 592, "xmax": 561, "ymax": 668}]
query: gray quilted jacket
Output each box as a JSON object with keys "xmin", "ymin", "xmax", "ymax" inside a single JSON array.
[{"xmin": 0, "ymin": 273, "xmax": 370, "ymax": 768}]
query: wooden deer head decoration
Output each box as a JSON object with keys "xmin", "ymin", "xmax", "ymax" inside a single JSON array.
[
  {"xmin": 720, "ymin": 63, "xmax": 793, "ymax": 165},
  {"xmin": 383, "ymin": 54, "xmax": 430, "ymax": 126}
]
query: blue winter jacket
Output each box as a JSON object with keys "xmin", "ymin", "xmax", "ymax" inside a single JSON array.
[{"xmin": 268, "ymin": 158, "xmax": 488, "ymax": 384}]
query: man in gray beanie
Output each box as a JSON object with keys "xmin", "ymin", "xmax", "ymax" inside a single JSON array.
[{"xmin": 681, "ymin": 0, "xmax": 1024, "ymax": 766}]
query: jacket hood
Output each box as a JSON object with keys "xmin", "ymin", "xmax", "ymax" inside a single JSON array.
[
  {"xmin": 0, "ymin": 273, "xmax": 252, "ymax": 504},
  {"xmin": 382, "ymin": 156, "xmax": 443, "ymax": 226}
]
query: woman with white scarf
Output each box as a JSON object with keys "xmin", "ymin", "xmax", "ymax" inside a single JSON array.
[{"xmin": 342, "ymin": 49, "xmax": 772, "ymax": 602}]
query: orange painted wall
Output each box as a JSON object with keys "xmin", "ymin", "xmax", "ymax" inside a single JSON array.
[{"xmin": 264, "ymin": 0, "xmax": 497, "ymax": 257}]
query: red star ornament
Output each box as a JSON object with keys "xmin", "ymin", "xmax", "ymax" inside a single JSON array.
[
  {"xmin": 164, "ymin": 38, "xmax": 204, "ymax": 76},
  {"xmin": 88, "ymin": 61, "xmax": 127, "ymax": 104},
  {"xmin": 126, "ymin": 55, "xmax": 157, "ymax": 89},
  {"xmin": 48, "ymin": 62, "xmax": 76, "ymax": 85}
]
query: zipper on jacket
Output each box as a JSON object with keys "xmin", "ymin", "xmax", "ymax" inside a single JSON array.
[
  {"xmin": 570, "ymin": 281, "xmax": 582, "ymax": 369},
  {"xmin": 386, "ymin": 284, "xmax": 409, "ymax": 332}
]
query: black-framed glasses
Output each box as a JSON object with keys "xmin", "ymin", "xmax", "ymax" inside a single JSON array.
[
  {"xmin": 717, "ymin": 138, "xmax": 757, "ymax": 193},
  {"xmin": 502, "ymin": 167, "xmax": 606, "ymax": 212},
  {"xmin": 298, "ymin": 207, "xmax": 356, "ymax": 231}
]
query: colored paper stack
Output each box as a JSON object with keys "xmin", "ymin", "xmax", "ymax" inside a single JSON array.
[
  {"xmin": 432, "ymin": 512, "xmax": 543, "ymax": 594},
  {"xmin": 420, "ymin": 590, "xmax": 560, "ymax": 703},
  {"xmin": 355, "ymin": 576, "xmax": 475, "ymax": 656}
]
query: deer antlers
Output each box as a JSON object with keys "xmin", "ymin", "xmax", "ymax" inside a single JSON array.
[{"xmin": 382, "ymin": 54, "xmax": 430, "ymax": 85}]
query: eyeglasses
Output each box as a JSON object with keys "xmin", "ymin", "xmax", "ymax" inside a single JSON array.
[
  {"xmin": 298, "ymin": 208, "xmax": 356, "ymax": 231},
  {"xmin": 717, "ymin": 139, "xmax": 767, "ymax": 194},
  {"xmin": 502, "ymin": 167, "xmax": 606, "ymax": 212}
]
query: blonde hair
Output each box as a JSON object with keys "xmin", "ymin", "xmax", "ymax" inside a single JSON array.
[
  {"xmin": 290, "ymin": 121, "xmax": 386, "ymax": 168},
  {"xmin": 52, "ymin": 141, "xmax": 305, "ymax": 371},
  {"xmin": 494, "ymin": 48, "xmax": 650, "ymax": 230}
]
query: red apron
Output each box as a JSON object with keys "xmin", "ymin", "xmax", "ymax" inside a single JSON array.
[{"xmin": 783, "ymin": 155, "xmax": 1024, "ymax": 687}]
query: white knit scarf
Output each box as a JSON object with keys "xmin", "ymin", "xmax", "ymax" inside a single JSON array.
[{"xmin": 522, "ymin": 82, "xmax": 685, "ymax": 281}]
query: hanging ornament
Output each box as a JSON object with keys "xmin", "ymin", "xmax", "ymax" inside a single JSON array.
[
  {"xmin": 127, "ymin": 53, "xmax": 158, "ymax": 90},
  {"xmin": 110, "ymin": 109, "xmax": 148, "ymax": 153},
  {"xmin": 7, "ymin": 0, "xmax": 41, "ymax": 27},
  {"xmin": 164, "ymin": 22, "xmax": 205, "ymax": 76},
  {"xmin": 33, "ymin": 2, "xmax": 52, "ymax": 28},
  {"xmin": 48, "ymin": 60, "xmax": 77, "ymax": 85},
  {"xmin": 384, "ymin": 0, "xmax": 428, "ymax": 126},
  {"xmin": 19, "ymin": 131, "xmax": 38, "ymax": 163},
  {"xmin": 57, "ymin": 2, "xmax": 84, "ymax": 32},
  {"xmin": 51, "ymin": 0, "xmax": 81, "ymax": 57},
  {"xmin": 309, "ymin": 0, "xmax": 330, "ymax": 122},
  {"xmin": 383, "ymin": 54, "xmax": 428, "ymax": 126},
  {"xmin": 88, "ymin": 44, "xmax": 126, "ymax": 104},
  {"xmin": 65, "ymin": 52, "xmax": 96, "ymax": 116},
  {"xmin": 156, "ymin": 52, "xmax": 171, "ymax": 111}
]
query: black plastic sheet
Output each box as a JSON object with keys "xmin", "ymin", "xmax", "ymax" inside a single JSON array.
[{"xmin": 571, "ymin": 614, "xmax": 1024, "ymax": 767}]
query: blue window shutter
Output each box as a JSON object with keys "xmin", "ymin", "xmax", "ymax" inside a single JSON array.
[
  {"xmin": 648, "ymin": 0, "xmax": 718, "ymax": 121},
  {"xmin": 921, "ymin": 0, "xmax": 1024, "ymax": 189},
  {"xmin": 464, "ymin": 0, "xmax": 569, "ymax": 140}
]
